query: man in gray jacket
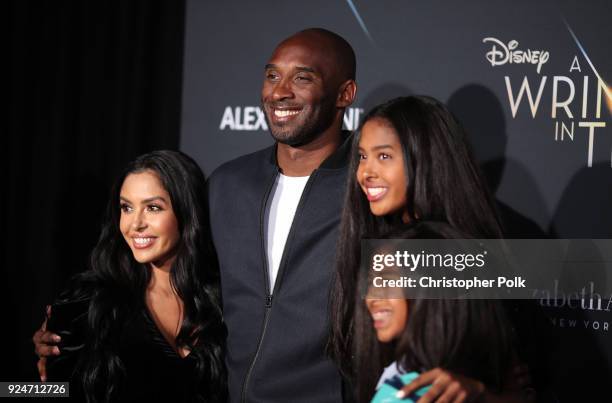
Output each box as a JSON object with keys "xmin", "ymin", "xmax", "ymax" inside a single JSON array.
[{"xmin": 207, "ymin": 28, "xmax": 357, "ymax": 402}]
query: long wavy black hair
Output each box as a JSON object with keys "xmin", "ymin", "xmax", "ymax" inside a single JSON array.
[
  {"xmin": 57, "ymin": 150, "xmax": 226, "ymax": 402},
  {"xmin": 329, "ymin": 96, "xmax": 503, "ymax": 384},
  {"xmin": 354, "ymin": 222, "xmax": 514, "ymax": 402}
]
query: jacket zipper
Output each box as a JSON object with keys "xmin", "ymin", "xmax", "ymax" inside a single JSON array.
[
  {"xmin": 240, "ymin": 169, "xmax": 318, "ymax": 402},
  {"xmin": 240, "ymin": 170, "xmax": 278, "ymax": 403}
]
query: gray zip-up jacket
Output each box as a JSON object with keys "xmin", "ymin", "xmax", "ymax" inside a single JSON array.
[{"xmin": 208, "ymin": 132, "xmax": 352, "ymax": 402}]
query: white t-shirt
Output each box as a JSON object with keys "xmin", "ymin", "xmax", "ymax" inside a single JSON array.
[{"xmin": 266, "ymin": 173, "xmax": 310, "ymax": 291}]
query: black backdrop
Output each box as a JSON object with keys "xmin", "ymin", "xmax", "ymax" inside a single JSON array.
[
  {"xmin": 6, "ymin": 0, "xmax": 186, "ymax": 380},
  {"xmin": 181, "ymin": 3, "xmax": 612, "ymax": 398}
]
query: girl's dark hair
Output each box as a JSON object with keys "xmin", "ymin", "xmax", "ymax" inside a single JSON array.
[
  {"xmin": 59, "ymin": 150, "xmax": 226, "ymax": 402},
  {"xmin": 354, "ymin": 222, "xmax": 514, "ymax": 402},
  {"xmin": 329, "ymin": 96, "xmax": 503, "ymax": 385}
]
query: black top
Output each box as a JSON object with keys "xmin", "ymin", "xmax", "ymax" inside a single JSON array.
[{"xmin": 46, "ymin": 299, "xmax": 204, "ymax": 402}]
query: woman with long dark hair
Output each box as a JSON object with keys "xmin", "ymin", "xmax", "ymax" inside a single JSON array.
[
  {"xmin": 329, "ymin": 96, "xmax": 531, "ymax": 401},
  {"xmin": 38, "ymin": 150, "xmax": 226, "ymax": 402}
]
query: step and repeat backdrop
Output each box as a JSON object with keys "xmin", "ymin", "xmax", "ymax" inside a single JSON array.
[{"xmin": 181, "ymin": 0, "xmax": 611, "ymax": 399}]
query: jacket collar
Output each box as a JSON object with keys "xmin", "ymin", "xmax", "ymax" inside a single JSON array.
[{"xmin": 267, "ymin": 130, "xmax": 354, "ymax": 172}]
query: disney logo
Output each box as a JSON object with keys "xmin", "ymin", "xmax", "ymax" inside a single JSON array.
[{"xmin": 483, "ymin": 37, "xmax": 550, "ymax": 74}]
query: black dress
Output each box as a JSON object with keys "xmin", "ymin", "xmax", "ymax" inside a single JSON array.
[{"xmin": 46, "ymin": 299, "xmax": 205, "ymax": 402}]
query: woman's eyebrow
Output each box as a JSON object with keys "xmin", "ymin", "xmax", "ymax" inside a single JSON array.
[{"xmin": 119, "ymin": 196, "xmax": 167, "ymax": 203}]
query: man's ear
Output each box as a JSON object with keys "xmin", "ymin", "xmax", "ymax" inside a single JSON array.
[{"xmin": 336, "ymin": 79, "xmax": 357, "ymax": 108}]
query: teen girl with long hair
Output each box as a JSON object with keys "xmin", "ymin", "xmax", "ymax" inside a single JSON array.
[{"xmin": 330, "ymin": 96, "xmax": 534, "ymax": 402}]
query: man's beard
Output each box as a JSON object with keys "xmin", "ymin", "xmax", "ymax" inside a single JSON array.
[{"xmin": 264, "ymin": 99, "xmax": 337, "ymax": 147}]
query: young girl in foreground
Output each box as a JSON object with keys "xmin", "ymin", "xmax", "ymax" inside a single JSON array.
[
  {"xmin": 329, "ymin": 96, "xmax": 533, "ymax": 402},
  {"xmin": 363, "ymin": 223, "xmax": 524, "ymax": 403}
]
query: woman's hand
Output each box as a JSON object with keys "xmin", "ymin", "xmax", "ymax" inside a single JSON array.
[
  {"xmin": 396, "ymin": 368, "xmax": 485, "ymax": 403},
  {"xmin": 32, "ymin": 306, "xmax": 61, "ymax": 382}
]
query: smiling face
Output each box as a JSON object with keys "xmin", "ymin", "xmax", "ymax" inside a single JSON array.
[
  {"xmin": 119, "ymin": 170, "xmax": 180, "ymax": 271},
  {"xmin": 357, "ymin": 118, "xmax": 409, "ymax": 218},
  {"xmin": 366, "ymin": 297, "xmax": 408, "ymax": 343},
  {"xmin": 261, "ymin": 35, "xmax": 340, "ymax": 146}
]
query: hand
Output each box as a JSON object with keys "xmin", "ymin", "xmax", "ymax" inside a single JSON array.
[
  {"xmin": 32, "ymin": 306, "xmax": 61, "ymax": 382},
  {"xmin": 396, "ymin": 368, "xmax": 485, "ymax": 403}
]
